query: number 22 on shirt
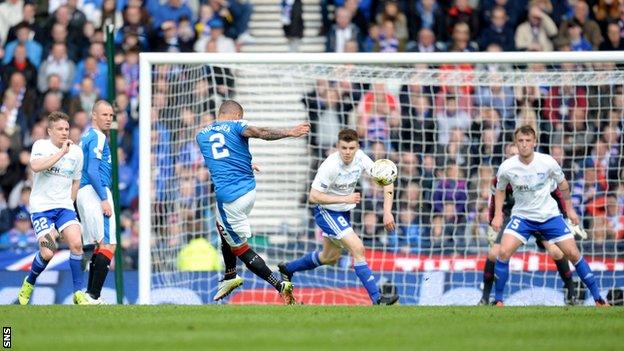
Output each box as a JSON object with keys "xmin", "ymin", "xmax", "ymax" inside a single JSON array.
[{"xmin": 210, "ymin": 133, "xmax": 230, "ymax": 159}]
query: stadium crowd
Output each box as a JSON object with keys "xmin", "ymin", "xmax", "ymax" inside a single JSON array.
[{"xmin": 0, "ymin": 0, "xmax": 624, "ymax": 266}]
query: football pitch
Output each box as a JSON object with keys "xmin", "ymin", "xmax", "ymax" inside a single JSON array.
[{"xmin": 1, "ymin": 305, "xmax": 622, "ymax": 351}]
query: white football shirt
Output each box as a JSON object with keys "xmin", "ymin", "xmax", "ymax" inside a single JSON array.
[
  {"xmin": 311, "ymin": 149, "xmax": 374, "ymax": 212},
  {"xmin": 496, "ymin": 152, "xmax": 565, "ymax": 222},
  {"xmin": 30, "ymin": 139, "xmax": 84, "ymax": 213}
]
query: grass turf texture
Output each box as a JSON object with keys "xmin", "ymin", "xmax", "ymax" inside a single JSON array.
[{"xmin": 2, "ymin": 306, "xmax": 622, "ymax": 351}]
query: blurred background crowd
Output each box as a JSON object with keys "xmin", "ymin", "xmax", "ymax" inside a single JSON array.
[{"xmin": 0, "ymin": 0, "xmax": 623, "ymax": 269}]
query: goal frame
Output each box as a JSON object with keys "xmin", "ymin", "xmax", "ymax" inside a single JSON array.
[{"xmin": 138, "ymin": 51, "xmax": 624, "ymax": 304}]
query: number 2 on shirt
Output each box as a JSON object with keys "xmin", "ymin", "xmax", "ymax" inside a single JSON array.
[{"xmin": 209, "ymin": 133, "xmax": 230, "ymax": 159}]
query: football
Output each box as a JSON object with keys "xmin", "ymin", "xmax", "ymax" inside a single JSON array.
[{"xmin": 371, "ymin": 159, "xmax": 398, "ymax": 186}]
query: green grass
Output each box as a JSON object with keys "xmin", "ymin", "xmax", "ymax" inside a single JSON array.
[{"xmin": 1, "ymin": 306, "xmax": 622, "ymax": 351}]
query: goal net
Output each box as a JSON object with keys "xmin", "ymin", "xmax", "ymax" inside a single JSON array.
[{"xmin": 139, "ymin": 53, "xmax": 624, "ymax": 305}]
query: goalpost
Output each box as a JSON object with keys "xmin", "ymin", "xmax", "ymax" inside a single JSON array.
[{"xmin": 139, "ymin": 52, "xmax": 624, "ymax": 305}]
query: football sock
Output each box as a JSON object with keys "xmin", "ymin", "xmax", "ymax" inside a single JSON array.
[
  {"xmin": 87, "ymin": 247, "xmax": 100, "ymax": 292},
  {"xmin": 554, "ymin": 258, "xmax": 575, "ymax": 293},
  {"xmin": 574, "ymin": 257, "xmax": 602, "ymax": 301},
  {"xmin": 285, "ymin": 251, "xmax": 322, "ymax": 274},
  {"xmin": 494, "ymin": 258, "xmax": 510, "ymax": 302},
  {"xmin": 69, "ymin": 252, "xmax": 85, "ymax": 292},
  {"xmin": 27, "ymin": 252, "xmax": 50, "ymax": 285},
  {"xmin": 88, "ymin": 249, "xmax": 113, "ymax": 299},
  {"xmin": 481, "ymin": 258, "xmax": 496, "ymax": 302},
  {"xmin": 221, "ymin": 238, "xmax": 237, "ymax": 280},
  {"xmin": 354, "ymin": 261, "xmax": 381, "ymax": 304},
  {"xmin": 235, "ymin": 244, "xmax": 282, "ymax": 291}
]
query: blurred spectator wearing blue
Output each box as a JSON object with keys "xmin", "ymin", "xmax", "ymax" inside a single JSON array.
[
  {"xmin": 388, "ymin": 206, "xmax": 424, "ymax": 253},
  {"xmin": 0, "ymin": 206, "xmax": 37, "ymax": 254},
  {"xmin": 152, "ymin": 0, "xmax": 194, "ymax": 29},
  {"xmin": 71, "ymin": 56, "xmax": 108, "ymax": 99},
  {"xmin": 3, "ymin": 22, "xmax": 42, "ymax": 68},
  {"xmin": 566, "ymin": 19, "xmax": 593, "ymax": 51}
]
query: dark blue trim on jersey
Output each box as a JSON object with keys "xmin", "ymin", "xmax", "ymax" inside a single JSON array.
[{"xmin": 217, "ymin": 201, "xmax": 242, "ymax": 244}]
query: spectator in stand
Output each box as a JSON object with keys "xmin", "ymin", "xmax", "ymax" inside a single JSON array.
[
  {"xmin": 3, "ymin": 22, "xmax": 42, "ymax": 68},
  {"xmin": 5, "ymin": 3, "xmax": 40, "ymax": 44},
  {"xmin": 592, "ymin": 0, "xmax": 621, "ymax": 32},
  {"xmin": 552, "ymin": 107, "xmax": 596, "ymax": 162},
  {"xmin": 0, "ymin": 0, "xmax": 25, "ymax": 46},
  {"xmin": 97, "ymin": 0, "xmax": 124, "ymax": 29},
  {"xmin": 431, "ymin": 163, "xmax": 468, "ymax": 247},
  {"xmin": 326, "ymin": 7, "xmax": 360, "ymax": 52},
  {"xmin": 43, "ymin": 23, "xmax": 80, "ymax": 63},
  {"xmin": 434, "ymin": 95, "xmax": 470, "ymax": 147},
  {"xmin": 0, "ymin": 206, "xmax": 36, "ymax": 253},
  {"xmin": 71, "ymin": 56, "xmax": 108, "ymax": 99},
  {"xmin": 432, "ymin": 162, "xmax": 468, "ymax": 217},
  {"xmin": 542, "ymin": 81, "xmax": 587, "ymax": 128},
  {"xmin": 469, "ymin": 128, "xmax": 502, "ymax": 173},
  {"xmin": 0, "ymin": 151, "xmax": 23, "ymax": 198},
  {"xmin": 227, "ymin": 0, "xmax": 256, "ymax": 44},
  {"xmin": 376, "ymin": 0, "xmax": 408, "ymax": 44},
  {"xmin": 446, "ymin": 22, "xmax": 478, "ymax": 52},
  {"xmin": 407, "ymin": 0, "xmax": 445, "ymax": 43},
  {"xmin": 319, "ymin": 0, "xmax": 373, "ymax": 36},
  {"xmin": 566, "ymin": 19, "xmax": 593, "ymax": 51},
  {"xmin": 115, "ymin": 5, "xmax": 149, "ymax": 50},
  {"xmin": 599, "ymin": 21, "xmax": 624, "ymax": 51},
  {"xmin": 68, "ymin": 77, "xmax": 98, "ymax": 116},
  {"xmin": 480, "ymin": 0, "xmax": 522, "ymax": 30},
  {"xmin": 38, "ymin": 42, "xmax": 76, "ymax": 94},
  {"xmin": 474, "ymin": 72, "xmax": 516, "ymax": 130},
  {"xmin": 408, "ymin": 28, "xmax": 443, "ymax": 52},
  {"xmin": 389, "ymin": 205, "xmax": 424, "ymax": 253},
  {"xmin": 399, "ymin": 82, "xmax": 434, "ymax": 153},
  {"xmin": 606, "ymin": 194, "xmax": 624, "ymax": 240},
  {"xmin": 478, "ymin": 6, "xmax": 515, "ymax": 51},
  {"xmin": 376, "ymin": 20, "xmax": 401, "ymax": 52},
  {"xmin": 282, "ymin": 0, "xmax": 304, "ymax": 52},
  {"xmin": 195, "ymin": 18, "xmax": 235, "ymax": 53},
  {"xmin": 343, "ymin": 0, "xmax": 369, "ymax": 35},
  {"xmin": 558, "ymin": 0, "xmax": 603, "ymax": 49},
  {"xmin": 515, "ymin": 4, "xmax": 558, "ymax": 51},
  {"xmin": 2, "ymin": 43, "xmax": 37, "ymax": 91},
  {"xmin": 152, "ymin": 0, "xmax": 194, "ymax": 29},
  {"xmin": 443, "ymin": 0, "xmax": 480, "ymax": 42},
  {"xmin": 3, "ymin": 72, "xmax": 37, "ymax": 130}
]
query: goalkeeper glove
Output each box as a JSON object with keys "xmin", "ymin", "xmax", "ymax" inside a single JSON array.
[
  {"xmin": 566, "ymin": 219, "xmax": 588, "ymax": 240},
  {"xmin": 487, "ymin": 226, "xmax": 498, "ymax": 246}
]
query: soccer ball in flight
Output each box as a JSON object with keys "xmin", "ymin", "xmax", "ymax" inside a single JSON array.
[{"xmin": 371, "ymin": 159, "xmax": 398, "ymax": 186}]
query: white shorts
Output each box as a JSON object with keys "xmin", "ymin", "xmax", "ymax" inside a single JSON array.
[
  {"xmin": 215, "ymin": 190, "xmax": 255, "ymax": 247},
  {"xmin": 76, "ymin": 185, "xmax": 117, "ymax": 245}
]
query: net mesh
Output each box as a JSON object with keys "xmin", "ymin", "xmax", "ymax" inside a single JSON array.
[{"xmin": 145, "ymin": 60, "xmax": 624, "ymax": 305}]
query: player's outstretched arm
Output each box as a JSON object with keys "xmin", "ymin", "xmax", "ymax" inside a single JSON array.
[
  {"xmin": 309, "ymin": 189, "xmax": 360, "ymax": 205},
  {"xmin": 30, "ymin": 140, "xmax": 73, "ymax": 172},
  {"xmin": 242, "ymin": 122, "xmax": 310, "ymax": 140},
  {"xmin": 382, "ymin": 183, "xmax": 395, "ymax": 231}
]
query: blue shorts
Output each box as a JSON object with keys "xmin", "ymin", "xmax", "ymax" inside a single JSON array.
[
  {"xmin": 314, "ymin": 206, "xmax": 353, "ymax": 240},
  {"xmin": 30, "ymin": 208, "xmax": 80, "ymax": 239},
  {"xmin": 503, "ymin": 215, "xmax": 573, "ymax": 245}
]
